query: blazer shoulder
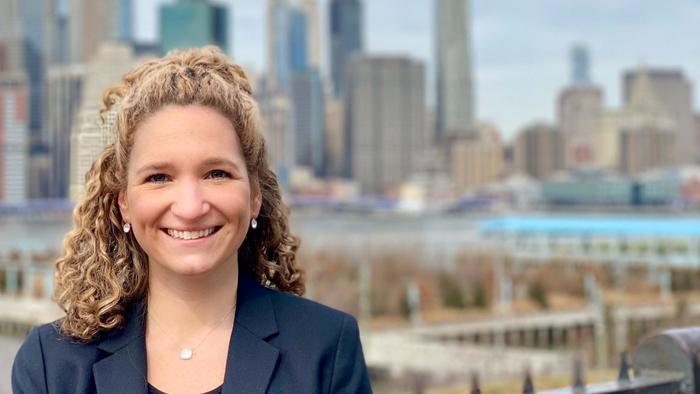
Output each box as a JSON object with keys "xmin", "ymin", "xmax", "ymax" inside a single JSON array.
[
  {"xmin": 266, "ymin": 288, "xmax": 355, "ymax": 329},
  {"xmin": 263, "ymin": 289, "xmax": 372, "ymax": 392},
  {"xmin": 12, "ymin": 324, "xmax": 50, "ymax": 393}
]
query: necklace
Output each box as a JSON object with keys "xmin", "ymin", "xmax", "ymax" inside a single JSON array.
[{"xmin": 148, "ymin": 302, "xmax": 236, "ymax": 361}]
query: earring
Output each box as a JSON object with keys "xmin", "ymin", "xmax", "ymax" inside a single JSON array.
[
  {"xmin": 123, "ymin": 223, "xmax": 131, "ymax": 233},
  {"xmin": 251, "ymin": 218, "xmax": 258, "ymax": 229}
]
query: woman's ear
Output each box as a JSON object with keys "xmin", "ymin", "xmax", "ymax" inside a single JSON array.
[{"xmin": 118, "ymin": 191, "xmax": 129, "ymax": 223}]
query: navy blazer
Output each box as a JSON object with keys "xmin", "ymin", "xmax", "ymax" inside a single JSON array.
[{"xmin": 12, "ymin": 272, "xmax": 372, "ymax": 393}]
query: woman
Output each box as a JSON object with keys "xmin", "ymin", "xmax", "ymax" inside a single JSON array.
[{"xmin": 12, "ymin": 47, "xmax": 371, "ymax": 394}]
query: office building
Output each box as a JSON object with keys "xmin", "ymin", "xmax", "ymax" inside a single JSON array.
[
  {"xmin": 69, "ymin": 43, "xmax": 134, "ymax": 200},
  {"xmin": 70, "ymin": 0, "xmax": 133, "ymax": 63},
  {"xmin": 435, "ymin": 0, "xmax": 475, "ymax": 141},
  {"xmin": 0, "ymin": 73, "xmax": 28, "ymax": 203},
  {"xmin": 346, "ymin": 55, "xmax": 425, "ymax": 195},
  {"xmin": 451, "ymin": 124, "xmax": 505, "ymax": 193},
  {"xmin": 623, "ymin": 68, "xmax": 694, "ymax": 164},
  {"xmin": 570, "ymin": 43, "xmax": 591, "ymax": 85},
  {"xmin": 45, "ymin": 64, "xmax": 84, "ymax": 198},
  {"xmin": 299, "ymin": 0, "xmax": 321, "ymax": 71},
  {"xmin": 557, "ymin": 86, "xmax": 602, "ymax": 168},
  {"xmin": 514, "ymin": 123, "xmax": 565, "ymax": 180},
  {"xmin": 159, "ymin": 0, "xmax": 229, "ymax": 55},
  {"xmin": 329, "ymin": 0, "xmax": 362, "ymax": 98},
  {"xmin": 290, "ymin": 68, "xmax": 325, "ymax": 176}
]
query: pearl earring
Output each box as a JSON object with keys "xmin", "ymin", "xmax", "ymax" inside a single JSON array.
[
  {"xmin": 251, "ymin": 218, "xmax": 258, "ymax": 229},
  {"xmin": 123, "ymin": 223, "xmax": 131, "ymax": 233}
]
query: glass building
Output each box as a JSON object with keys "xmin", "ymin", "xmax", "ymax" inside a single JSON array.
[{"xmin": 159, "ymin": 0, "xmax": 229, "ymax": 55}]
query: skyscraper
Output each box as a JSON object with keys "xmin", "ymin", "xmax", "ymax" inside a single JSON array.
[
  {"xmin": 513, "ymin": 123, "xmax": 565, "ymax": 180},
  {"xmin": 159, "ymin": 0, "xmax": 229, "ymax": 55},
  {"xmin": 623, "ymin": 68, "xmax": 694, "ymax": 164},
  {"xmin": 45, "ymin": 64, "xmax": 84, "ymax": 198},
  {"xmin": 0, "ymin": 73, "xmax": 28, "ymax": 203},
  {"xmin": 299, "ymin": 0, "xmax": 322, "ymax": 72},
  {"xmin": 571, "ymin": 43, "xmax": 591, "ymax": 85},
  {"xmin": 346, "ymin": 55, "xmax": 425, "ymax": 195},
  {"xmin": 435, "ymin": 0, "xmax": 475, "ymax": 141},
  {"xmin": 70, "ymin": 43, "xmax": 135, "ymax": 200},
  {"xmin": 329, "ymin": 0, "xmax": 362, "ymax": 98},
  {"xmin": 288, "ymin": 8, "xmax": 308, "ymax": 72},
  {"xmin": 290, "ymin": 68, "xmax": 325, "ymax": 176},
  {"xmin": 69, "ymin": 0, "xmax": 133, "ymax": 63},
  {"xmin": 267, "ymin": 0, "xmax": 291, "ymax": 92},
  {"xmin": 0, "ymin": 0, "xmax": 23, "ymax": 73}
]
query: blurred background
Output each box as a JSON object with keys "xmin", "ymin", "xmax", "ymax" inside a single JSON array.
[{"xmin": 0, "ymin": 0, "xmax": 699, "ymax": 393}]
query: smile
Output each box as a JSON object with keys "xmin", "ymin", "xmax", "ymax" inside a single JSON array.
[{"xmin": 164, "ymin": 226, "xmax": 222, "ymax": 240}]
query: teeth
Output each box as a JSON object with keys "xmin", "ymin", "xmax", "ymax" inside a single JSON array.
[{"xmin": 167, "ymin": 227, "xmax": 216, "ymax": 240}]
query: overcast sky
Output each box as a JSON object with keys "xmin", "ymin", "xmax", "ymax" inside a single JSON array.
[{"xmin": 135, "ymin": 0, "xmax": 700, "ymax": 141}]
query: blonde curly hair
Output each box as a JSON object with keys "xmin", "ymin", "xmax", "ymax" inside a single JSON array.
[{"xmin": 54, "ymin": 46, "xmax": 304, "ymax": 342}]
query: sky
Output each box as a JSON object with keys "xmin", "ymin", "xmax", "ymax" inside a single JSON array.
[{"xmin": 136, "ymin": 0, "xmax": 700, "ymax": 141}]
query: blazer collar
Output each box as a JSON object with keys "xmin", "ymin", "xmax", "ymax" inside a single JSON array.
[{"xmin": 93, "ymin": 271, "xmax": 280, "ymax": 394}]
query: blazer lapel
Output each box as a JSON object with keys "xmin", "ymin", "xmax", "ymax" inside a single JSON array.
[
  {"xmin": 93, "ymin": 302, "xmax": 148, "ymax": 394},
  {"xmin": 222, "ymin": 273, "xmax": 280, "ymax": 394}
]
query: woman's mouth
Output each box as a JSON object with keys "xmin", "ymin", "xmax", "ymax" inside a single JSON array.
[{"xmin": 163, "ymin": 226, "xmax": 222, "ymax": 240}]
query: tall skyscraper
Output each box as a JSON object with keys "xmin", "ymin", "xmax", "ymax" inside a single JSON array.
[
  {"xmin": 435, "ymin": 0, "xmax": 475, "ymax": 141},
  {"xmin": 116, "ymin": 0, "xmax": 134, "ymax": 43},
  {"xmin": 290, "ymin": 68, "xmax": 325, "ymax": 176},
  {"xmin": 623, "ymin": 68, "xmax": 694, "ymax": 164},
  {"xmin": 18, "ymin": 0, "xmax": 53, "ymax": 135},
  {"xmin": 346, "ymin": 55, "xmax": 425, "ymax": 195},
  {"xmin": 570, "ymin": 43, "xmax": 590, "ymax": 85},
  {"xmin": 299, "ymin": 0, "xmax": 322, "ymax": 72},
  {"xmin": 70, "ymin": 43, "xmax": 134, "ymax": 200},
  {"xmin": 329, "ymin": 0, "xmax": 362, "ymax": 98},
  {"xmin": 558, "ymin": 86, "xmax": 602, "ymax": 168},
  {"xmin": 259, "ymin": 94, "xmax": 294, "ymax": 188},
  {"xmin": 267, "ymin": 0, "xmax": 291, "ymax": 92},
  {"xmin": 45, "ymin": 64, "xmax": 84, "ymax": 198},
  {"xmin": 288, "ymin": 8, "xmax": 308, "ymax": 72},
  {"xmin": 0, "ymin": 0, "xmax": 24, "ymax": 73},
  {"xmin": 69, "ymin": 0, "xmax": 133, "ymax": 63},
  {"xmin": 0, "ymin": 73, "xmax": 28, "ymax": 203},
  {"xmin": 159, "ymin": 0, "xmax": 229, "ymax": 55}
]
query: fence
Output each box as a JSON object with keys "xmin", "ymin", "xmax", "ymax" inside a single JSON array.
[{"xmin": 483, "ymin": 326, "xmax": 700, "ymax": 394}]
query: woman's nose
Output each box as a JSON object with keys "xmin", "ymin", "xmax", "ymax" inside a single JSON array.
[{"xmin": 171, "ymin": 180, "xmax": 211, "ymax": 219}]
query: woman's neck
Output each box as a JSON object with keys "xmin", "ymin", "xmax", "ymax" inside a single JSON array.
[{"xmin": 146, "ymin": 260, "xmax": 238, "ymax": 339}]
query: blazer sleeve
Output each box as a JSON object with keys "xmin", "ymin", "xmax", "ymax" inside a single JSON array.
[
  {"xmin": 12, "ymin": 326, "xmax": 48, "ymax": 394},
  {"xmin": 329, "ymin": 314, "xmax": 372, "ymax": 393}
]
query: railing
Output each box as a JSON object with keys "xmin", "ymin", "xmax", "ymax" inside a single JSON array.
[{"xmin": 482, "ymin": 327, "xmax": 700, "ymax": 394}]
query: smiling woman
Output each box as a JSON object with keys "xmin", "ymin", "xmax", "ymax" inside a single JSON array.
[{"xmin": 11, "ymin": 47, "xmax": 371, "ymax": 394}]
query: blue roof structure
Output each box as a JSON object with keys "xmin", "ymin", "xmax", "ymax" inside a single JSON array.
[{"xmin": 480, "ymin": 215, "xmax": 700, "ymax": 237}]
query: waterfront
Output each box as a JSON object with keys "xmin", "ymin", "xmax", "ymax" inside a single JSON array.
[{"xmin": 5, "ymin": 210, "xmax": 700, "ymax": 391}]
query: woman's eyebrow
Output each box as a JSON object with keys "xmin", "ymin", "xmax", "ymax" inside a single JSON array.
[
  {"xmin": 199, "ymin": 157, "xmax": 242, "ymax": 171},
  {"xmin": 135, "ymin": 162, "xmax": 173, "ymax": 176},
  {"xmin": 135, "ymin": 158, "xmax": 242, "ymax": 176}
]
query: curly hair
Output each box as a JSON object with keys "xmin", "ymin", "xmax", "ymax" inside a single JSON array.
[{"xmin": 54, "ymin": 46, "xmax": 304, "ymax": 342}]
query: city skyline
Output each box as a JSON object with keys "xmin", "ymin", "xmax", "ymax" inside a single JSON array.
[{"xmin": 133, "ymin": 0, "xmax": 700, "ymax": 141}]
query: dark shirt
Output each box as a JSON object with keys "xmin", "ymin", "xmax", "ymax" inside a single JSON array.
[{"xmin": 148, "ymin": 383, "xmax": 224, "ymax": 394}]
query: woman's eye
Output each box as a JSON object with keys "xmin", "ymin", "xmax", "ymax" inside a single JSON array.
[
  {"xmin": 207, "ymin": 170, "xmax": 231, "ymax": 179},
  {"xmin": 146, "ymin": 174, "xmax": 169, "ymax": 183}
]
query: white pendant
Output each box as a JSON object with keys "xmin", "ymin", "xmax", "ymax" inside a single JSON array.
[{"xmin": 180, "ymin": 348, "xmax": 193, "ymax": 360}]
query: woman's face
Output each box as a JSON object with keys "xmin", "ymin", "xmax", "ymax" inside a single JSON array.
[{"xmin": 118, "ymin": 104, "xmax": 261, "ymax": 277}]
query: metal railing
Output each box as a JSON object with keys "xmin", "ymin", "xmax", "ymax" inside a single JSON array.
[{"xmin": 483, "ymin": 327, "xmax": 700, "ymax": 394}]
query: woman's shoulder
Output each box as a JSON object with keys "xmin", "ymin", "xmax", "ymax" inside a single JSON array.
[
  {"xmin": 263, "ymin": 287, "xmax": 361, "ymax": 338},
  {"xmin": 12, "ymin": 320, "xmax": 104, "ymax": 393},
  {"xmin": 16, "ymin": 320, "xmax": 104, "ymax": 361}
]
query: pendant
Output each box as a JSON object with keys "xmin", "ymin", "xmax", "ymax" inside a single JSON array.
[{"xmin": 180, "ymin": 348, "xmax": 193, "ymax": 360}]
